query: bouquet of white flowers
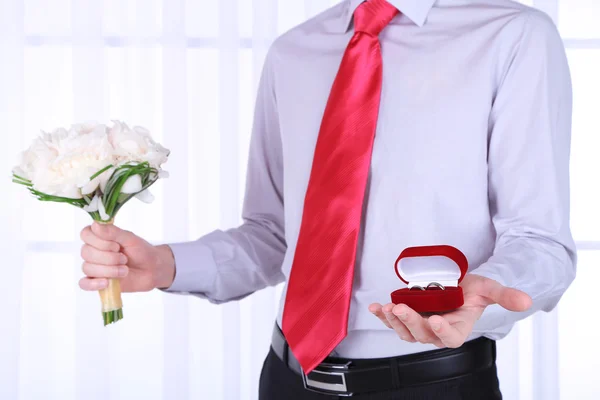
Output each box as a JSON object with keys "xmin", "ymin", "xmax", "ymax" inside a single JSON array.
[{"xmin": 12, "ymin": 121, "xmax": 170, "ymax": 325}]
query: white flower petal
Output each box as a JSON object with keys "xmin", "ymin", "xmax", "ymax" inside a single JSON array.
[
  {"xmin": 120, "ymin": 174, "xmax": 143, "ymax": 194},
  {"xmin": 71, "ymin": 121, "xmax": 102, "ymax": 135},
  {"xmin": 83, "ymin": 194, "xmax": 100, "ymax": 212},
  {"xmin": 157, "ymin": 170, "xmax": 169, "ymax": 179},
  {"xmin": 79, "ymin": 169, "xmax": 104, "ymax": 195},
  {"xmin": 145, "ymin": 151, "xmax": 168, "ymax": 168},
  {"xmin": 80, "ymin": 178, "xmax": 99, "ymax": 195},
  {"xmin": 99, "ymin": 168, "xmax": 114, "ymax": 193},
  {"xmin": 98, "ymin": 197, "xmax": 110, "ymax": 221},
  {"xmin": 12, "ymin": 166, "xmax": 28, "ymax": 179},
  {"xmin": 54, "ymin": 184, "xmax": 83, "ymax": 199},
  {"xmin": 135, "ymin": 189, "xmax": 155, "ymax": 204},
  {"xmin": 82, "ymin": 167, "xmax": 114, "ymax": 195},
  {"xmin": 120, "ymin": 139, "xmax": 141, "ymax": 153}
]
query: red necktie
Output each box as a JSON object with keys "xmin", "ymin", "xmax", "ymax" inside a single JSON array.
[{"xmin": 282, "ymin": 0, "xmax": 399, "ymax": 374}]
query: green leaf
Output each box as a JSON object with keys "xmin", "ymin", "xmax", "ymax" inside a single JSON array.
[
  {"xmin": 12, "ymin": 179, "xmax": 33, "ymax": 187},
  {"xmin": 89, "ymin": 164, "xmax": 113, "ymax": 181},
  {"xmin": 101, "ymin": 162, "xmax": 157, "ymax": 217},
  {"xmin": 27, "ymin": 188, "xmax": 88, "ymax": 208},
  {"xmin": 12, "ymin": 174, "xmax": 31, "ymax": 183},
  {"xmin": 13, "ymin": 160, "xmax": 163, "ymax": 224}
]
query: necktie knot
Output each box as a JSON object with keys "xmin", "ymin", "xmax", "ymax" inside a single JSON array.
[{"xmin": 353, "ymin": 0, "xmax": 399, "ymax": 36}]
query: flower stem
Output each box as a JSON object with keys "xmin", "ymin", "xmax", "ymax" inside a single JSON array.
[
  {"xmin": 100, "ymin": 278, "xmax": 124, "ymax": 326},
  {"xmin": 102, "ymin": 308, "xmax": 124, "ymax": 326},
  {"xmin": 98, "ymin": 219, "xmax": 124, "ymax": 326}
]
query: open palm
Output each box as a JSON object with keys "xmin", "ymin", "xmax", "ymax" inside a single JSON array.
[{"xmin": 369, "ymin": 274, "xmax": 532, "ymax": 348}]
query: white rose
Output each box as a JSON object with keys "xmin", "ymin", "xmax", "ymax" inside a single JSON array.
[
  {"xmin": 14, "ymin": 123, "xmax": 116, "ymax": 199},
  {"xmin": 108, "ymin": 121, "xmax": 170, "ymax": 168},
  {"xmin": 13, "ymin": 136, "xmax": 55, "ymax": 181}
]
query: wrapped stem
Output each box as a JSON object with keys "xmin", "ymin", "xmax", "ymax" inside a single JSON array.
[{"xmin": 98, "ymin": 219, "xmax": 124, "ymax": 325}]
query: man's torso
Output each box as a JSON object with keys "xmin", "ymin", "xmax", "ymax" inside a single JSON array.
[{"xmin": 271, "ymin": 0, "xmax": 545, "ymax": 358}]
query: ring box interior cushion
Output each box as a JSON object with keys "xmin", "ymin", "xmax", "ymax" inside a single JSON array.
[{"xmin": 390, "ymin": 245, "xmax": 468, "ymax": 313}]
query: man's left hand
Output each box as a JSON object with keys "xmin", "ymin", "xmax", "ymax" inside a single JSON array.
[{"xmin": 368, "ymin": 274, "xmax": 533, "ymax": 348}]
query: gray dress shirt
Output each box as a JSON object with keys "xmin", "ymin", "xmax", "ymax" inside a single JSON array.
[{"xmin": 165, "ymin": 0, "xmax": 577, "ymax": 358}]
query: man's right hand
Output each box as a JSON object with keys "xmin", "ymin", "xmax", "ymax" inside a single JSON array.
[{"xmin": 79, "ymin": 222, "xmax": 176, "ymax": 293}]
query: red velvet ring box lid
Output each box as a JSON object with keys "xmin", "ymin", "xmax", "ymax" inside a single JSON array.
[{"xmin": 390, "ymin": 245, "xmax": 468, "ymax": 313}]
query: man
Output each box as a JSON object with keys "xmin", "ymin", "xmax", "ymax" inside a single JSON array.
[{"xmin": 79, "ymin": 0, "xmax": 576, "ymax": 398}]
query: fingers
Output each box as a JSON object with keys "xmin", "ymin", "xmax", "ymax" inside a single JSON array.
[
  {"xmin": 428, "ymin": 315, "xmax": 469, "ymax": 348},
  {"xmin": 478, "ymin": 276, "xmax": 533, "ymax": 312},
  {"xmin": 392, "ymin": 304, "xmax": 443, "ymax": 347},
  {"xmin": 79, "ymin": 277, "xmax": 109, "ymax": 291},
  {"xmin": 78, "ymin": 223, "xmax": 134, "ymax": 293},
  {"xmin": 80, "ymin": 226, "xmax": 120, "ymax": 252},
  {"xmin": 498, "ymin": 287, "xmax": 532, "ymax": 312},
  {"xmin": 81, "ymin": 244, "xmax": 127, "ymax": 266},
  {"xmin": 91, "ymin": 222, "xmax": 137, "ymax": 247},
  {"xmin": 369, "ymin": 303, "xmax": 417, "ymax": 342},
  {"xmin": 382, "ymin": 303, "xmax": 416, "ymax": 342},
  {"xmin": 82, "ymin": 262, "xmax": 128, "ymax": 279},
  {"xmin": 368, "ymin": 303, "xmax": 393, "ymax": 329}
]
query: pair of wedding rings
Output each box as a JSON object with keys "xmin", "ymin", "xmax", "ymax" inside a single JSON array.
[{"xmin": 410, "ymin": 282, "xmax": 445, "ymax": 291}]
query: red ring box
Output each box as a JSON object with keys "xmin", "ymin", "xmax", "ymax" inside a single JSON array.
[{"xmin": 390, "ymin": 245, "xmax": 468, "ymax": 313}]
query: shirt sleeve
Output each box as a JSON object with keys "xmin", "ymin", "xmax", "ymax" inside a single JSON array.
[
  {"xmin": 470, "ymin": 10, "xmax": 577, "ymax": 336},
  {"xmin": 163, "ymin": 47, "xmax": 287, "ymax": 304}
]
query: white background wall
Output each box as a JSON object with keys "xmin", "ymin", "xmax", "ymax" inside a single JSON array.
[{"xmin": 0, "ymin": 1, "xmax": 598, "ymax": 399}]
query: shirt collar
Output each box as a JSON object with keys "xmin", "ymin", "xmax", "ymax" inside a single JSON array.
[{"xmin": 341, "ymin": 0, "xmax": 436, "ymax": 31}]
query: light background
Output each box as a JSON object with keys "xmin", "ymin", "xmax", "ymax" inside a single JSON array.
[{"xmin": 0, "ymin": 0, "xmax": 598, "ymax": 399}]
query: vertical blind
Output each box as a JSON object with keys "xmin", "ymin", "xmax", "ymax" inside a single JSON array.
[{"xmin": 0, "ymin": 1, "xmax": 598, "ymax": 399}]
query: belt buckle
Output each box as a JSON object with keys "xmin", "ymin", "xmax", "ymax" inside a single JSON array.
[{"xmin": 301, "ymin": 361, "xmax": 353, "ymax": 397}]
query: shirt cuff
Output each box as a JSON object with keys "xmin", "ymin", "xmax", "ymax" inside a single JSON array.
[{"xmin": 162, "ymin": 238, "xmax": 217, "ymax": 295}]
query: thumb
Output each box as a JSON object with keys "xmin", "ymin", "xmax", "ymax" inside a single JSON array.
[
  {"xmin": 479, "ymin": 277, "xmax": 533, "ymax": 312},
  {"xmin": 91, "ymin": 222, "xmax": 138, "ymax": 247}
]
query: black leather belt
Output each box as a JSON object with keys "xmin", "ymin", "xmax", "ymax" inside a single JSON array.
[{"xmin": 271, "ymin": 324, "xmax": 496, "ymax": 397}]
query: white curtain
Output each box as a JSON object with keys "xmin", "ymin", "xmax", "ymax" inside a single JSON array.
[{"xmin": 0, "ymin": 1, "xmax": 598, "ymax": 399}]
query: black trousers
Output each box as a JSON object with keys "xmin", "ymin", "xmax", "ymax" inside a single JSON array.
[{"xmin": 258, "ymin": 348, "xmax": 503, "ymax": 400}]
